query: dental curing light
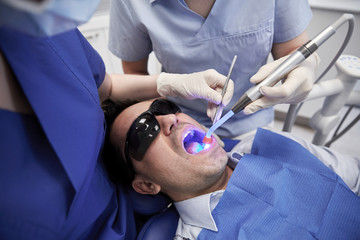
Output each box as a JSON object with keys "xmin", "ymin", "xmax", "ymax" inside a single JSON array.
[
  {"xmin": 203, "ymin": 13, "xmax": 355, "ymax": 141},
  {"xmin": 202, "ymin": 136, "xmax": 212, "ymax": 144}
]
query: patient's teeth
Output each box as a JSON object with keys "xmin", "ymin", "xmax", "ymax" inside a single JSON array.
[
  {"xmin": 186, "ymin": 142, "xmax": 205, "ymax": 154},
  {"xmin": 183, "ymin": 129, "xmax": 207, "ymax": 154}
]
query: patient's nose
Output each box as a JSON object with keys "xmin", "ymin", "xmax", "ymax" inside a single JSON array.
[{"xmin": 157, "ymin": 114, "xmax": 179, "ymax": 136}]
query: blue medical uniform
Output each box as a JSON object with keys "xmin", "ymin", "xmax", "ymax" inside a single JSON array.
[
  {"xmin": 0, "ymin": 28, "xmax": 136, "ymax": 239},
  {"xmin": 109, "ymin": 0, "xmax": 312, "ymax": 138}
]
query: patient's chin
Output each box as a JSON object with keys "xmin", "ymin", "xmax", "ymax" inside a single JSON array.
[{"xmin": 183, "ymin": 129, "xmax": 211, "ymax": 154}]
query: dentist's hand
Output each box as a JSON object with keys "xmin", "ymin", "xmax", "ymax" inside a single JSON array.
[
  {"xmin": 244, "ymin": 52, "xmax": 320, "ymax": 115},
  {"xmin": 157, "ymin": 69, "xmax": 234, "ymax": 119}
]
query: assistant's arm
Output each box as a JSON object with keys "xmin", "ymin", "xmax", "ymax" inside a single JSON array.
[
  {"xmin": 271, "ymin": 30, "xmax": 309, "ymax": 59},
  {"xmin": 0, "ymin": 52, "xmax": 33, "ymax": 114},
  {"xmin": 122, "ymin": 57, "xmax": 149, "ymax": 75},
  {"xmin": 98, "ymin": 73, "xmax": 159, "ymax": 102},
  {"xmin": 98, "ymin": 70, "xmax": 234, "ymax": 113}
]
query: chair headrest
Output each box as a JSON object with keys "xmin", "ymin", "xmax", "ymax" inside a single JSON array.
[
  {"xmin": 137, "ymin": 205, "xmax": 179, "ymax": 240},
  {"xmin": 129, "ymin": 189, "xmax": 172, "ymax": 215}
]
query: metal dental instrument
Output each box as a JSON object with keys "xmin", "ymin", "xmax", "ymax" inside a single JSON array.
[
  {"xmin": 213, "ymin": 55, "xmax": 237, "ymax": 124},
  {"xmin": 204, "ymin": 14, "xmax": 355, "ymax": 141}
]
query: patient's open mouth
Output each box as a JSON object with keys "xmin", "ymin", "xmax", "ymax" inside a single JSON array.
[{"xmin": 183, "ymin": 129, "xmax": 211, "ymax": 154}]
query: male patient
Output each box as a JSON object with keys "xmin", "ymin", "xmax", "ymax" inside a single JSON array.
[{"xmin": 102, "ymin": 98, "xmax": 360, "ymax": 240}]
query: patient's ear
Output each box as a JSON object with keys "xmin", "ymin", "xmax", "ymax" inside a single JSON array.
[{"xmin": 132, "ymin": 176, "xmax": 161, "ymax": 195}]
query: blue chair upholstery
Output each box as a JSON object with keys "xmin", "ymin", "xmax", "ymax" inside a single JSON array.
[
  {"xmin": 128, "ymin": 190, "xmax": 174, "ymax": 235},
  {"xmin": 129, "ymin": 190, "xmax": 172, "ymax": 215},
  {"xmin": 222, "ymin": 138, "xmax": 240, "ymax": 152},
  {"xmin": 137, "ymin": 205, "xmax": 179, "ymax": 240}
]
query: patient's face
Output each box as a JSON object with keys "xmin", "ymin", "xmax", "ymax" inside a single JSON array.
[{"xmin": 111, "ymin": 99, "xmax": 228, "ymax": 200}]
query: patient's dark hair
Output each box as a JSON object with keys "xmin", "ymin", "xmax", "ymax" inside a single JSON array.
[{"xmin": 102, "ymin": 99, "xmax": 138, "ymax": 186}]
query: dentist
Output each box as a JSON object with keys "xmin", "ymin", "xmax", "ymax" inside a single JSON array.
[
  {"xmin": 0, "ymin": 0, "xmax": 233, "ymax": 239},
  {"xmin": 109, "ymin": 0, "xmax": 320, "ymax": 138}
]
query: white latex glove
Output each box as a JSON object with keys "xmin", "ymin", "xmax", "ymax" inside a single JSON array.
[
  {"xmin": 244, "ymin": 52, "xmax": 320, "ymax": 115},
  {"xmin": 157, "ymin": 69, "xmax": 234, "ymax": 120}
]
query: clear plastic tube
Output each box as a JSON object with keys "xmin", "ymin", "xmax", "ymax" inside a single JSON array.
[{"xmin": 205, "ymin": 110, "xmax": 234, "ymax": 139}]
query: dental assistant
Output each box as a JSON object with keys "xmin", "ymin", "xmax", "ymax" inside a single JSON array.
[
  {"xmin": 0, "ymin": 0, "xmax": 233, "ymax": 239},
  {"xmin": 109, "ymin": 0, "xmax": 320, "ymax": 138}
]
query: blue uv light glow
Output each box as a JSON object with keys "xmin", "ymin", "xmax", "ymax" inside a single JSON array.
[
  {"xmin": 193, "ymin": 143, "xmax": 204, "ymax": 153},
  {"xmin": 205, "ymin": 110, "xmax": 235, "ymax": 139},
  {"xmin": 183, "ymin": 130, "xmax": 211, "ymax": 154},
  {"xmin": 186, "ymin": 142, "xmax": 210, "ymax": 154}
]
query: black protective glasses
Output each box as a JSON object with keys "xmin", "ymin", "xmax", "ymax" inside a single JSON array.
[{"xmin": 124, "ymin": 99, "xmax": 181, "ymax": 179}]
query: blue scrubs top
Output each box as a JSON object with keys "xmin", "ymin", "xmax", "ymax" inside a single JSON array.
[
  {"xmin": 109, "ymin": 0, "xmax": 312, "ymax": 137},
  {"xmin": 0, "ymin": 28, "xmax": 136, "ymax": 239}
]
